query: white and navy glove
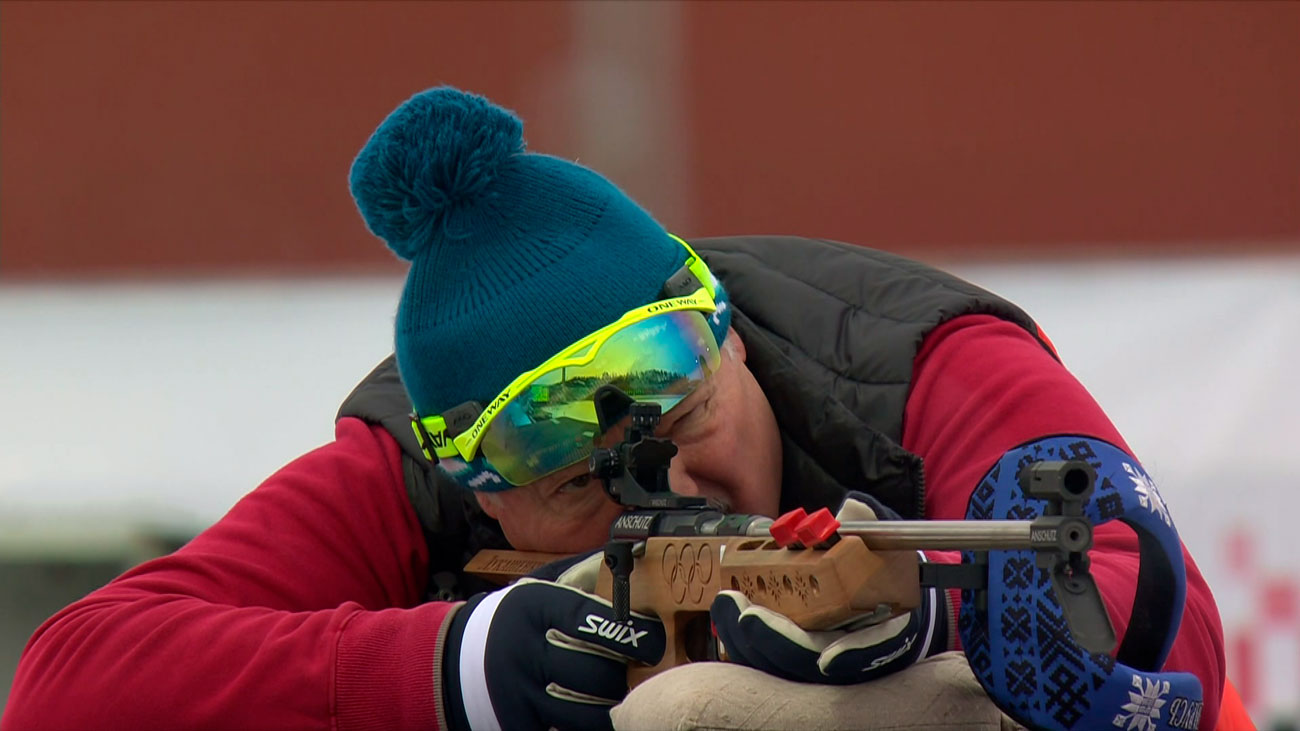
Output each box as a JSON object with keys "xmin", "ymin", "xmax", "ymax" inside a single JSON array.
[
  {"xmin": 711, "ymin": 492, "xmax": 948, "ymax": 685},
  {"xmin": 441, "ymin": 553, "xmax": 665, "ymax": 731}
]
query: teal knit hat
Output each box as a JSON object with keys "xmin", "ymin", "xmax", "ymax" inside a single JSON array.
[{"xmin": 349, "ymin": 87, "xmax": 720, "ymax": 419}]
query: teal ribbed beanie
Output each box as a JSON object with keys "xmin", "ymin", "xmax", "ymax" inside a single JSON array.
[{"xmin": 349, "ymin": 87, "xmax": 693, "ymax": 417}]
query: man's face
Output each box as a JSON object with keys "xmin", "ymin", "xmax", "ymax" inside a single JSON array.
[{"xmin": 475, "ymin": 329, "xmax": 784, "ymax": 553}]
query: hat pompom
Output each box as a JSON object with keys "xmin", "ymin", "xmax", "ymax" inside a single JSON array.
[{"xmin": 349, "ymin": 87, "xmax": 525, "ymax": 261}]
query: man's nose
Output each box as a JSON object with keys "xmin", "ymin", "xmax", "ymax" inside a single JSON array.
[{"xmin": 667, "ymin": 461, "xmax": 700, "ymax": 497}]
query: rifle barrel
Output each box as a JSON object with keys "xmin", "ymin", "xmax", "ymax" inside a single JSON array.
[
  {"xmin": 741, "ymin": 519, "xmax": 1035, "ymax": 550},
  {"xmin": 837, "ymin": 520, "xmax": 1034, "ymax": 550}
]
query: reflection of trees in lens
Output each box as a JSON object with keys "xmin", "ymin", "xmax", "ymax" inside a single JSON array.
[
  {"xmin": 516, "ymin": 365, "xmax": 701, "ymax": 428},
  {"xmin": 532, "ymin": 369, "xmax": 695, "ymax": 408},
  {"xmin": 611, "ymin": 369, "xmax": 691, "ymax": 396}
]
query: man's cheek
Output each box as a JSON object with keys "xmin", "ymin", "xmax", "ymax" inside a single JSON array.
[{"xmin": 539, "ymin": 522, "xmax": 607, "ymax": 553}]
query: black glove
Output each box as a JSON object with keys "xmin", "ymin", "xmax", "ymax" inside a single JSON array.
[
  {"xmin": 711, "ymin": 491, "xmax": 947, "ymax": 684},
  {"xmin": 441, "ymin": 557, "xmax": 665, "ymax": 731}
]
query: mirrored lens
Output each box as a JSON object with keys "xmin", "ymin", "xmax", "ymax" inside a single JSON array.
[{"xmin": 479, "ymin": 311, "xmax": 720, "ymax": 485}]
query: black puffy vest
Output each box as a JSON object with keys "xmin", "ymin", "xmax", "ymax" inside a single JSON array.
[{"xmin": 337, "ymin": 236, "xmax": 1052, "ymax": 599}]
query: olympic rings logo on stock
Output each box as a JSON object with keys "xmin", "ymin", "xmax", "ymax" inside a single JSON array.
[{"xmin": 661, "ymin": 542, "xmax": 715, "ymax": 603}]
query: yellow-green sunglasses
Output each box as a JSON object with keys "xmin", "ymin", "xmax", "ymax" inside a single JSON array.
[{"xmin": 411, "ymin": 235, "xmax": 723, "ymax": 489}]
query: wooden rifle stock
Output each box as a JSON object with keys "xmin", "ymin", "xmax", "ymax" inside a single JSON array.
[{"xmin": 466, "ymin": 535, "xmax": 921, "ymax": 687}]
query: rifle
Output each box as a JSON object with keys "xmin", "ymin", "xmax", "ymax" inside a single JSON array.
[{"xmin": 465, "ymin": 386, "xmax": 1114, "ymax": 688}]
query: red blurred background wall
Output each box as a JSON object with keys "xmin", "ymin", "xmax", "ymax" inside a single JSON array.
[{"xmin": 2, "ymin": 1, "xmax": 1297, "ymax": 278}]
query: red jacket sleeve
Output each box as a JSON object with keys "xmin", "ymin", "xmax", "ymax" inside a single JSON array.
[
  {"xmin": 903, "ymin": 314, "xmax": 1226, "ymax": 730},
  {"xmin": 3, "ymin": 417, "xmax": 456, "ymax": 731}
]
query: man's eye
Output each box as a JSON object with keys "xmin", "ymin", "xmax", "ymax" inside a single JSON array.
[
  {"xmin": 558, "ymin": 473, "xmax": 592, "ymax": 493},
  {"xmin": 667, "ymin": 400, "xmax": 708, "ymax": 435}
]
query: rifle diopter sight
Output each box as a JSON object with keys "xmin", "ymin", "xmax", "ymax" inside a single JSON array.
[{"xmin": 588, "ymin": 384, "xmax": 712, "ymax": 510}]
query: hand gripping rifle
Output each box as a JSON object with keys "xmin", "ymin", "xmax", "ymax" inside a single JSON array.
[{"xmin": 465, "ymin": 387, "xmax": 1116, "ymax": 688}]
